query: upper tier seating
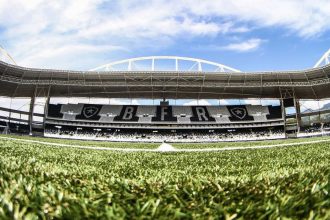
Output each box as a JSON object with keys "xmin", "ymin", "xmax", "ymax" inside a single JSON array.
[
  {"xmin": 177, "ymin": 116, "xmax": 192, "ymax": 124},
  {"xmin": 267, "ymin": 106, "xmax": 282, "ymax": 119},
  {"xmin": 138, "ymin": 116, "xmax": 152, "ymax": 123},
  {"xmin": 48, "ymin": 104, "xmax": 63, "ymax": 118},
  {"xmin": 136, "ymin": 106, "xmax": 156, "ymax": 116},
  {"xmin": 47, "ymin": 103, "xmax": 283, "ymax": 124},
  {"xmin": 214, "ymin": 116, "xmax": 231, "ymax": 123},
  {"xmin": 172, "ymin": 106, "xmax": 193, "ymax": 116},
  {"xmin": 253, "ymin": 115, "xmax": 269, "ymax": 122},
  {"xmin": 98, "ymin": 105, "xmax": 122, "ymax": 116},
  {"xmin": 63, "ymin": 114, "xmax": 77, "ymax": 121},
  {"xmin": 206, "ymin": 106, "xmax": 231, "ymax": 117},
  {"xmin": 99, "ymin": 115, "xmax": 116, "ymax": 123},
  {"xmin": 246, "ymin": 105, "xmax": 269, "ymax": 115},
  {"xmin": 61, "ymin": 103, "xmax": 84, "ymax": 114}
]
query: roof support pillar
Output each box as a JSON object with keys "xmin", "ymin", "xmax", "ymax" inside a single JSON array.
[
  {"xmin": 28, "ymin": 86, "xmax": 37, "ymax": 135},
  {"xmin": 280, "ymin": 87, "xmax": 299, "ymax": 138},
  {"xmin": 43, "ymin": 86, "xmax": 51, "ymax": 130},
  {"xmin": 295, "ymin": 99, "xmax": 301, "ymax": 133}
]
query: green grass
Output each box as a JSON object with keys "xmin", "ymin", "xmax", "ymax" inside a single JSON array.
[
  {"xmin": 173, "ymin": 135, "xmax": 330, "ymax": 149},
  {"xmin": 0, "ymin": 136, "xmax": 329, "ymax": 219},
  {"xmin": 0, "ymin": 134, "xmax": 159, "ymax": 149}
]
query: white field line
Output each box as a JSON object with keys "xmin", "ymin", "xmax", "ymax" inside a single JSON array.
[{"xmin": 0, "ymin": 136, "xmax": 330, "ymax": 152}]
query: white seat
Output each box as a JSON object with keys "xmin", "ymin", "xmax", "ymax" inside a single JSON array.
[
  {"xmin": 177, "ymin": 117, "xmax": 191, "ymax": 124},
  {"xmin": 99, "ymin": 115, "xmax": 116, "ymax": 122},
  {"xmin": 246, "ymin": 105, "xmax": 269, "ymax": 115},
  {"xmin": 207, "ymin": 106, "xmax": 231, "ymax": 117},
  {"xmin": 138, "ymin": 117, "xmax": 152, "ymax": 123},
  {"xmin": 136, "ymin": 106, "xmax": 156, "ymax": 116},
  {"xmin": 99, "ymin": 105, "xmax": 122, "ymax": 116},
  {"xmin": 172, "ymin": 106, "xmax": 192, "ymax": 116},
  {"xmin": 253, "ymin": 115, "xmax": 268, "ymax": 122},
  {"xmin": 62, "ymin": 114, "xmax": 77, "ymax": 121},
  {"xmin": 214, "ymin": 116, "xmax": 231, "ymax": 123},
  {"xmin": 61, "ymin": 104, "xmax": 84, "ymax": 114}
]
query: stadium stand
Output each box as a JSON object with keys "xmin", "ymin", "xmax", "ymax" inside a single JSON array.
[
  {"xmin": 47, "ymin": 104, "xmax": 63, "ymax": 118},
  {"xmin": 2, "ymin": 55, "xmax": 330, "ymax": 142},
  {"xmin": 173, "ymin": 106, "xmax": 193, "ymax": 117},
  {"xmin": 40, "ymin": 103, "xmax": 290, "ymax": 142},
  {"xmin": 46, "ymin": 104, "xmax": 283, "ymax": 124},
  {"xmin": 44, "ymin": 125, "xmax": 286, "ymax": 143},
  {"xmin": 267, "ymin": 106, "xmax": 282, "ymax": 119}
]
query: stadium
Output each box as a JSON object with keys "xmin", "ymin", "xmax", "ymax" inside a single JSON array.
[
  {"xmin": 0, "ymin": 46, "xmax": 330, "ymax": 219},
  {"xmin": 1, "ymin": 47, "xmax": 330, "ymax": 142}
]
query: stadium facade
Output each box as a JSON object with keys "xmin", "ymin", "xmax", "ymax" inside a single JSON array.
[{"xmin": 1, "ymin": 51, "xmax": 330, "ymax": 141}]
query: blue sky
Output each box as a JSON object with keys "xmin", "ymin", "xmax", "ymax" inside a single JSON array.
[
  {"xmin": 1, "ymin": 0, "xmax": 330, "ymax": 72},
  {"xmin": 1, "ymin": 0, "xmax": 330, "ymax": 110}
]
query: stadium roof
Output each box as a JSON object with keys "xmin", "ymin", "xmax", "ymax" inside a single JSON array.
[
  {"xmin": 0, "ymin": 46, "xmax": 16, "ymax": 66},
  {"xmin": 1, "ymin": 56, "xmax": 330, "ymax": 100},
  {"xmin": 89, "ymin": 56, "xmax": 241, "ymax": 73},
  {"xmin": 314, "ymin": 48, "xmax": 330, "ymax": 68}
]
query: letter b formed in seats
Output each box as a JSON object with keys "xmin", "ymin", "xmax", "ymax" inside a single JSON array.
[
  {"xmin": 123, "ymin": 106, "xmax": 134, "ymax": 120},
  {"xmin": 114, "ymin": 105, "xmax": 139, "ymax": 121}
]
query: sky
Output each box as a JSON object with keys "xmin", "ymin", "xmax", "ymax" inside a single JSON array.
[
  {"xmin": 1, "ymin": 0, "xmax": 330, "ymax": 110},
  {"xmin": 1, "ymin": 0, "xmax": 330, "ymax": 71}
]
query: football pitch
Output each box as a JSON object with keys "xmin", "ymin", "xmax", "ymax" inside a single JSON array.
[{"xmin": 0, "ymin": 135, "xmax": 329, "ymax": 219}]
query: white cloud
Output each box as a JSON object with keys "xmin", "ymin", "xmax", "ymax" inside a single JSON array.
[
  {"xmin": 221, "ymin": 38, "xmax": 265, "ymax": 52},
  {"xmin": 18, "ymin": 42, "xmax": 128, "ymax": 70},
  {"xmin": 1, "ymin": 0, "xmax": 330, "ymax": 69},
  {"xmin": 184, "ymin": 0, "xmax": 330, "ymax": 37}
]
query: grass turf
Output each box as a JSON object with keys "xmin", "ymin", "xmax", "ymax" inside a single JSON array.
[
  {"xmin": 2, "ymin": 133, "xmax": 330, "ymax": 149},
  {"xmin": 0, "ymin": 136, "xmax": 329, "ymax": 219}
]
